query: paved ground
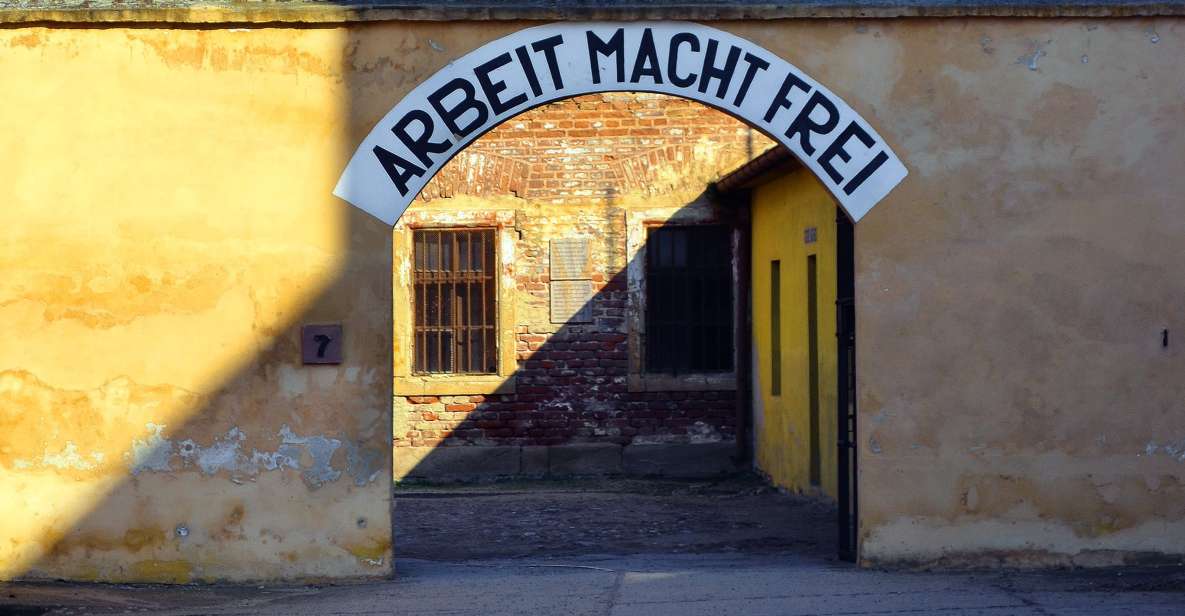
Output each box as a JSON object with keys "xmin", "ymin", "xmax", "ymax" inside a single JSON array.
[
  {"xmin": 2, "ymin": 477, "xmax": 1183, "ymax": 615},
  {"xmin": 394, "ymin": 476, "xmax": 835, "ymax": 560},
  {"xmin": 4, "ymin": 553, "xmax": 1184, "ymax": 615}
]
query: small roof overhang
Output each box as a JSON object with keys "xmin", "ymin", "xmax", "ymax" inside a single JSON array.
[{"xmin": 713, "ymin": 145, "xmax": 800, "ymax": 196}]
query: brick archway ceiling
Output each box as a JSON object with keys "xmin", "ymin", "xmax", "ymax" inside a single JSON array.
[{"xmin": 417, "ymin": 93, "xmax": 774, "ymax": 204}]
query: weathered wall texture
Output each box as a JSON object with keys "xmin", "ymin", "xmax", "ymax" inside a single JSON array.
[
  {"xmin": 833, "ymin": 17, "xmax": 1185, "ymax": 567},
  {"xmin": 0, "ymin": 27, "xmax": 395, "ymax": 582},
  {"xmin": 393, "ymin": 93, "xmax": 765, "ymax": 480},
  {"xmin": 1, "ymin": 14, "xmax": 1183, "ymax": 580},
  {"xmin": 750, "ymin": 167, "xmax": 840, "ymax": 499}
]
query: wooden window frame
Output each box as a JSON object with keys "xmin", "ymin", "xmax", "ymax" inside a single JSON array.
[
  {"xmin": 411, "ymin": 227, "xmax": 498, "ymax": 376},
  {"xmin": 625, "ymin": 206, "xmax": 739, "ymax": 393},
  {"xmin": 393, "ymin": 210, "xmax": 517, "ymax": 396}
]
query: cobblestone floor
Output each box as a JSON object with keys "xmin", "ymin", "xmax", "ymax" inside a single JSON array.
[{"xmin": 393, "ymin": 475, "xmax": 836, "ymax": 560}]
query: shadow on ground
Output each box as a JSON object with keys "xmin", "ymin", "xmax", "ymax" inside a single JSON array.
[{"xmin": 393, "ymin": 474, "xmax": 837, "ymax": 561}]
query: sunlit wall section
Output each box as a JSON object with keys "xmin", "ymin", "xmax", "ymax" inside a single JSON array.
[{"xmin": 0, "ymin": 26, "xmax": 393, "ymax": 582}]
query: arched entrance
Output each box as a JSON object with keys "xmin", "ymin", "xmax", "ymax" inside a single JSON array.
[{"xmin": 337, "ymin": 22, "xmax": 908, "ymax": 564}]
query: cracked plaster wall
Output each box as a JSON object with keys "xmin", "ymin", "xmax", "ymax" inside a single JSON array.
[
  {"xmin": 0, "ymin": 26, "xmax": 393, "ymax": 582},
  {"xmin": 828, "ymin": 17, "xmax": 1185, "ymax": 566}
]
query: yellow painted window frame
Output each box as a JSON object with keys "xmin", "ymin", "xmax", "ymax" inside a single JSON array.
[{"xmin": 393, "ymin": 210, "xmax": 517, "ymax": 395}]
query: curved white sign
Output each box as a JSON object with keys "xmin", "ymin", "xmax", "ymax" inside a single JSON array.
[{"xmin": 335, "ymin": 22, "xmax": 907, "ymax": 224}]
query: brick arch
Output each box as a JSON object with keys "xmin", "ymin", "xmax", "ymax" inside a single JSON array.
[
  {"xmin": 335, "ymin": 22, "xmax": 907, "ymax": 225},
  {"xmin": 418, "ymin": 93, "xmax": 771, "ymax": 203}
]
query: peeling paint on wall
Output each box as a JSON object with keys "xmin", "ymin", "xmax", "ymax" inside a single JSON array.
[
  {"xmin": 1143, "ymin": 440, "xmax": 1185, "ymax": 463},
  {"xmin": 119, "ymin": 423, "xmax": 380, "ymax": 490},
  {"xmin": 279, "ymin": 425, "xmax": 343, "ymax": 488},
  {"xmin": 129, "ymin": 423, "xmax": 174, "ymax": 474},
  {"xmin": 1017, "ymin": 40, "xmax": 1050, "ymax": 70},
  {"xmin": 23, "ymin": 442, "xmax": 104, "ymax": 471}
]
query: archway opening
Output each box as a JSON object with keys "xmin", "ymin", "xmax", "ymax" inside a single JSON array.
[
  {"xmin": 387, "ymin": 90, "xmax": 855, "ymax": 564},
  {"xmin": 335, "ymin": 21, "xmax": 906, "ymax": 565}
]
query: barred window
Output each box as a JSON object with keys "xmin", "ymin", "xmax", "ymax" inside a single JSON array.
[
  {"xmin": 413, "ymin": 228, "xmax": 497, "ymax": 374},
  {"xmin": 645, "ymin": 225, "xmax": 734, "ymax": 374}
]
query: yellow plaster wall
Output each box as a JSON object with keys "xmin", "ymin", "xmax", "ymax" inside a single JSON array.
[
  {"xmin": 0, "ymin": 26, "xmax": 394, "ymax": 582},
  {"xmin": 1, "ymin": 15, "xmax": 1184, "ymax": 578},
  {"xmin": 750, "ymin": 169, "xmax": 839, "ymax": 499}
]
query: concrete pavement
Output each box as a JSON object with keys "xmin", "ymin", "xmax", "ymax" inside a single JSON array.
[{"xmin": 5, "ymin": 552, "xmax": 1183, "ymax": 615}]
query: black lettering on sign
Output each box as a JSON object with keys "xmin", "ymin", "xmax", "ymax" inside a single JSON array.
[
  {"xmin": 392, "ymin": 109, "xmax": 451, "ymax": 167},
  {"xmin": 475, "ymin": 52, "xmax": 528, "ymax": 115},
  {"xmin": 667, "ymin": 33, "xmax": 700, "ymax": 88},
  {"xmin": 531, "ymin": 35, "xmax": 566, "ymax": 90},
  {"xmin": 843, "ymin": 151, "xmax": 889, "ymax": 195},
  {"xmin": 630, "ymin": 28, "xmax": 663, "ymax": 84},
  {"xmin": 817, "ymin": 121, "xmax": 889, "ymax": 195},
  {"xmin": 587, "ymin": 29, "xmax": 626, "ymax": 85},
  {"xmin": 733, "ymin": 52, "xmax": 770, "ymax": 107},
  {"xmin": 763, "ymin": 71, "xmax": 810, "ymax": 123},
  {"xmin": 428, "ymin": 78, "xmax": 490, "ymax": 138},
  {"xmin": 784, "ymin": 91, "xmax": 839, "ymax": 156},
  {"xmin": 698, "ymin": 39, "xmax": 741, "ymax": 100},
  {"xmin": 513, "ymin": 45, "xmax": 543, "ymax": 97},
  {"xmin": 372, "ymin": 145, "xmax": 424, "ymax": 197}
]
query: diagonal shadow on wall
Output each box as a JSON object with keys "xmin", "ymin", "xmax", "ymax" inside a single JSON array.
[{"xmin": 393, "ymin": 195, "xmax": 748, "ymax": 482}]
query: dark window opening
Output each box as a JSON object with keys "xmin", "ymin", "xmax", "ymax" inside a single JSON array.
[
  {"xmin": 413, "ymin": 228, "xmax": 497, "ymax": 374},
  {"xmin": 645, "ymin": 225, "xmax": 734, "ymax": 374},
  {"xmin": 770, "ymin": 259, "xmax": 782, "ymax": 396},
  {"xmin": 807, "ymin": 254, "xmax": 821, "ymax": 487}
]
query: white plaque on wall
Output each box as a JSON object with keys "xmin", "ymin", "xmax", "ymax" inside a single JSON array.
[
  {"xmin": 550, "ymin": 280, "xmax": 594, "ymax": 324},
  {"xmin": 550, "ymin": 238, "xmax": 591, "ymax": 281}
]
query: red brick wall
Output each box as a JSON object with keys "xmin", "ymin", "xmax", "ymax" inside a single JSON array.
[
  {"xmin": 396, "ymin": 93, "xmax": 768, "ymax": 454},
  {"xmin": 418, "ymin": 92, "xmax": 769, "ymax": 203}
]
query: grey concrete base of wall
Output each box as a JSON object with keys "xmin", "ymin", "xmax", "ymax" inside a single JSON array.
[{"xmin": 395, "ymin": 442, "xmax": 738, "ymax": 481}]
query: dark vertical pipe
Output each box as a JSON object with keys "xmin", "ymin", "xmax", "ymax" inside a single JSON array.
[
  {"xmin": 735, "ymin": 198, "xmax": 753, "ymax": 468},
  {"xmin": 835, "ymin": 207, "xmax": 857, "ymax": 563}
]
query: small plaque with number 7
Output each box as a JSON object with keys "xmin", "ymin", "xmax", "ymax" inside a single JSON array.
[{"xmin": 301, "ymin": 324, "xmax": 343, "ymax": 364}]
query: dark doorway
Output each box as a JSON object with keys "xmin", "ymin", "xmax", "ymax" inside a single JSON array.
[{"xmin": 835, "ymin": 208, "xmax": 858, "ymax": 563}]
